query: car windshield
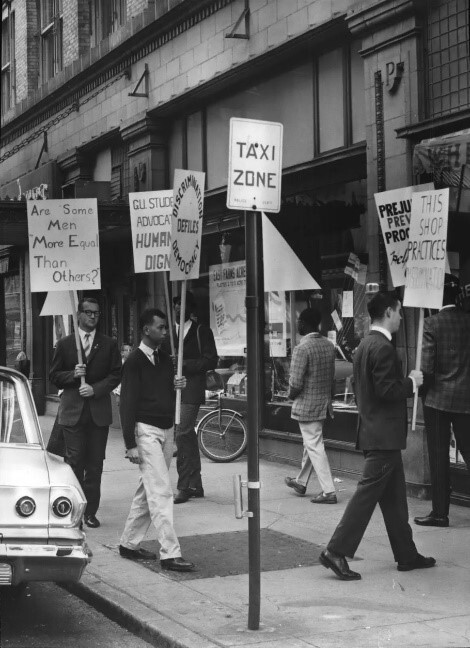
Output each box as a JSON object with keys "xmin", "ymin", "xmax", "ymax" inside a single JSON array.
[{"xmin": 0, "ymin": 375, "xmax": 28, "ymax": 444}]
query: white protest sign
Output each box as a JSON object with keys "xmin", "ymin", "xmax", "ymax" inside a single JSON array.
[
  {"xmin": 27, "ymin": 199, "xmax": 100, "ymax": 292},
  {"xmin": 403, "ymin": 188, "xmax": 449, "ymax": 309},
  {"xmin": 169, "ymin": 170, "xmax": 205, "ymax": 281},
  {"xmin": 374, "ymin": 183, "xmax": 434, "ymax": 287},
  {"xmin": 129, "ymin": 191, "xmax": 172, "ymax": 273},
  {"xmin": 227, "ymin": 118, "xmax": 283, "ymax": 213},
  {"xmin": 342, "ymin": 291, "xmax": 354, "ymax": 318}
]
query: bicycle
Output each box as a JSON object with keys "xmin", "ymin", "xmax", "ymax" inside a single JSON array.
[{"xmin": 197, "ymin": 389, "xmax": 248, "ymax": 462}]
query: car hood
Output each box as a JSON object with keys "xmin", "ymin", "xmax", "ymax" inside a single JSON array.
[{"xmin": 0, "ymin": 445, "xmax": 50, "ymax": 487}]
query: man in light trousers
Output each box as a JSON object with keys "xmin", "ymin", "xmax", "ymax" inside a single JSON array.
[
  {"xmin": 285, "ymin": 307, "xmax": 337, "ymax": 504},
  {"xmin": 119, "ymin": 308, "xmax": 194, "ymax": 572}
]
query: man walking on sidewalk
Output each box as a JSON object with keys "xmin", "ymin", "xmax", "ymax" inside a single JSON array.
[
  {"xmin": 320, "ymin": 292, "xmax": 435, "ymax": 580},
  {"xmin": 285, "ymin": 307, "xmax": 337, "ymax": 504},
  {"xmin": 119, "ymin": 308, "xmax": 194, "ymax": 572}
]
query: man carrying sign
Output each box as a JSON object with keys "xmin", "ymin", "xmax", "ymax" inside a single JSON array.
[{"xmin": 49, "ymin": 297, "xmax": 121, "ymax": 528}]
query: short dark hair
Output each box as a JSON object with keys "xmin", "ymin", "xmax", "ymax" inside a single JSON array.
[
  {"xmin": 299, "ymin": 307, "xmax": 322, "ymax": 330},
  {"xmin": 78, "ymin": 296, "xmax": 99, "ymax": 312},
  {"xmin": 173, "ymin": 290, "xmax": 196, "ymax": 308},
  {"xmin": 367, "ymin": 292, "xmax": 400, "ymax": 322},
  {"xmin": 443, "ymin": 274, "xmax": 459, "ymax": 306},
  {"xmin": 139, "ymin": 308, "xmax": 167, "ymax": 331}
]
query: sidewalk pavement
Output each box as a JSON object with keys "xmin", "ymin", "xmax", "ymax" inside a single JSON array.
[{"xmin": 39, "ymin": 414, "xmax": 470, "ymax": 648}]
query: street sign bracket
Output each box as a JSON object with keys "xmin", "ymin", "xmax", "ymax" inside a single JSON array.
[
  {"xmin": 128, "ymin": 64, "xmax": 149, "ymax": 98},
  {"xmin": 226, "ymin": 0, "xmax": 250, "ymax": 39}
]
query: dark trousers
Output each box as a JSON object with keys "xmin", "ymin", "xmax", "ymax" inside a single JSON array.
[
  {"xmin": 328, "ymin": 449, "xmax": 417, "ymax": 563},
  {"xmin": 176, "ymin": 403, "xmax": 203, "ymax": 492},
  {"xmin": 61, "ymin": 403, "xmax": 109, "ymax": 516},
  {"xmin": 423, "ymin": 406, "xmax": 470, "ymax": 517}
]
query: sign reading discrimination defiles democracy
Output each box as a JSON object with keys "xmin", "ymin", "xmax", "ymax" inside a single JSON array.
[
  {"xmin": 403, "ymin": 188, "xmax": 449, "ymax": 310},
  {"xmin": 374, "ymin": 183, "xmax": 434, "ymax": 287},
  {"xmin": 170, "ymin": 169, "xmax": 205, "ymax": 281},
  {"xmin": 227, "ymin": 118, "xmax": 283, "ymax": 213},
  {"xmin": 129, "ymin": 190, "xmax": 172, "ymax": 273},
  {"xmin": 27, "ymin": 199, "xmax": 100, "ymax": 292}
]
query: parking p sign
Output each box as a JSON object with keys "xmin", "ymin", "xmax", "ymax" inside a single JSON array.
[{"xmin": 227, "ymin": 118, "xmax": 283, "ymax": 214}]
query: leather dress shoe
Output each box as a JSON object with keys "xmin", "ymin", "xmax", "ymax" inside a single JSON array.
[
  {"xmin": 320, "ymin": 549, "xmax": 361, "ymax": 581},
  {"xmin": 414, "ymin": 513, "xmax": 449, "ymax": 527},
  {"xmin": 119, "ymin": 545, "xmax": 156, "ymax": 561},
  {"xmin": 84, "ymin": 514, "xmax": 100, "ymax": 528},
  {"xmin": 310, "ymin": 492, "xmax": 337, "ymax": 504},
  {"xmin": 160, "ymin": 557, "xmax": 195, "ymax": 572},
  {"xmin": 397, "ymin": 553, "xmax": 436, "ymax": 571},
  {"xmin": 285, "ymin": 477, "xmax": 306, "ymax": 496},
  {"xmin": 174, "ymin": 488, "xmax": 204, "ymax": 504}
]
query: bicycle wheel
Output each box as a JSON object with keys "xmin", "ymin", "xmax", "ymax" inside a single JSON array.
[{"xmin": 198, "ymin": 410, "xmax": 247, "ymax": 462}]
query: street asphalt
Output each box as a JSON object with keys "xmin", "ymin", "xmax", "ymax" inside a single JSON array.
[{"xmin": 39, "ymin": 414, "xmax": 470, "ymax": 648}]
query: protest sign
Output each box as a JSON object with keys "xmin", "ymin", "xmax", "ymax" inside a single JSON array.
[
  {"xmin": 403, "ymin": 188, "xmax": 449, "ymax": 309},
  {"xmin": 129, "ymin": 191, "xmax": 172, "ymax": 273},
  {"xmin": 374, "ymin": 183, "xmax": 434, "ymax": 286},
  {"xmin": 27, "ymin": 199, "xmax": 100, "ymax": 292},
  {"xmin": 169, "ymin": 170, "xmax": 205, "ymax": 281},
  {"xmin": 227, "ymin": 118, "xmax": 283, "ymax": 213}
]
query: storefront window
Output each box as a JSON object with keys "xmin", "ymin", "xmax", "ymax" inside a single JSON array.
[{"xmin": 2, "ymin": 274, "xmax": 22, "ymax": 368}]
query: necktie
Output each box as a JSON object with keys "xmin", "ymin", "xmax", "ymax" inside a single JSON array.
[
  {"xmin": 83, "ymin": 333, "xmax": 91, "ymax": 358},
  {"xmin": 153, "ymin": 349, "xmax": 159, "ymax": 364}
]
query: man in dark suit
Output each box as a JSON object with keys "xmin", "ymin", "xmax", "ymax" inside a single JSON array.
[
  {"xmin": 415, "ymin": 275, "xmax": 470, "ymax": 528},
  {"xmin": 320, "ymin": 292, "xmax": 435, "ymax": 580},
  {"xmin": 165, "ymin": 291, "xmax": 218, "ymax": 504},
  {"xmin": 49, "ymin": 297, "xmax": 121, "ymax": 528}
]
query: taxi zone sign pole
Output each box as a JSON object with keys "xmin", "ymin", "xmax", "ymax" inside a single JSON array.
[{"xmin": 227, "ymin": 118, "xmax": 283, "ymax": 631}]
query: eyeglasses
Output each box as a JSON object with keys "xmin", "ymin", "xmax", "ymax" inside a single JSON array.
[{"xmin": 81, "ymin": 310, "xmax": 100, "ymax": 318}]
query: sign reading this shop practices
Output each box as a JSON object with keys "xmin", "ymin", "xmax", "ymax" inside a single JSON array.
[
  {"xmin": 169, "ymin": 169, "xmax": 205, "ymax": 281},
  {"xmin": 27, "ymin": 199, "xmax": 100, "ymax": 292},
  {"xmin": 403, "ymin": 188, "xmax": 449, "ymax": 309},
  {"xmin": 129, "ymin": 190, "xmax": 172, "ymax": 273},
  {"xmin": 374, "ymin": 183, "xmax": 434, "ymax": 287},
  {"xmin": 227, "ymin": 118, "xmax": 283, "ymax": 213}
]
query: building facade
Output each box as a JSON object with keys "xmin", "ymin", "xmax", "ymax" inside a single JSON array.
[{"xmin": 1, "ymin": 0, "xmax": 469, "ymax": 502}]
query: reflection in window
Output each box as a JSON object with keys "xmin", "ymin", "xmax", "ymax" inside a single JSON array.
[
  {"xmin": 40, "ymin": 0, "xmax": 63, "ymax": 82},
  {"xmin": 0, "ymin": 377, "xmax": 27, "ymax": 444}
]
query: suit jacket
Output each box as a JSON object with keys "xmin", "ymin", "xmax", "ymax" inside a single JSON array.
[
  {"xmin": 163, "ymin": 321, "xmax": 218, "ymax": 405},
  {"xmin": 421, "ymin": 307, "xmax": 470, "ymax": 414},
  {"xmin": 353, "ymin": 330, "xmax": 414, "ymax": 450},
  {"xmin": 49, "ymin": 332, "xmax": 122, "ymax": 426},
  {"xmin": 288, "ymin": 333, "xmax": 335, "ymax": 422}
]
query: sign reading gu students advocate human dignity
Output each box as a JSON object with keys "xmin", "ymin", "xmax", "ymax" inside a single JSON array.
[
  {"xmin": 169, "ymin": 169, "xmax": 205, "ymax": 281},
  {"xmin": 27, "ymin": 199, "xmax": 100, "ymax": 292},
  {"xmin": 129, "ymin": 191, "xmax": 172, "ymax": 273}
]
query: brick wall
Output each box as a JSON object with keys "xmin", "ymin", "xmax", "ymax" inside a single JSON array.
[
  {"xmin": 127, "ymin": 0, "xmax": 150, "ymax": 20},
  {"xmin": 63, "ymin": 0, "xmax": 79, "ymax": 66},
  {"xmin": 15, "ymin": 0, "xmax": 39, "ymax": 102}
]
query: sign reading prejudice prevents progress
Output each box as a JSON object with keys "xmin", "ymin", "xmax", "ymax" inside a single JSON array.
[
  {"xmin": 27, "ymin": 199, "xmax": 100, "ymax": 292},
  {"xmin": 403, "ymin": 188, "xmax": 449, "ymax": 309},
  {"xmin": 170, "ymin": 169, "xmax": 205, "ymax": 281},
  {"xmin": 227, "ymin": 118, "xmax": 283, "ymax": 213},
  {"xmin": 374, "ymin": 183, "xmax": 434, "ymax": 287},
  {"xmin": 129, "ymin": 190, "xmax": 172, "ymax": 273}
]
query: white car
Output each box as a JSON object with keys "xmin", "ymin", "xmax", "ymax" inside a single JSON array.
[{"xmin": 0, "ymin": 366, "xmax": 90, "ymax": 586}]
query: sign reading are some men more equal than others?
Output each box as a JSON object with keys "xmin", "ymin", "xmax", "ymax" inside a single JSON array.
[
  {"xmin": 129, "ymin": 190, "xmax": 172, "ymax": 273},
  {"xmin": 170, "ymin": 169, "xmax": 205, "ymax": 281},
  {"xmin": 27, "ymin": 199, "xmax": 100, "ymax": 292},
  {"xmin": 374, "ymin": 183, "xmax": 434, "ymax": 287},
  {"xmin": 227, "ymin": 118, "xmax": 283, "ymax": 214},
  {"xmin": 403, "ymin": 188, "xmax": 449, "ymax": 310}
]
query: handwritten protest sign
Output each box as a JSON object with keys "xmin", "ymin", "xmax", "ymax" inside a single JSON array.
[
  {"xmin": 169, "ymin": 170, "xmax": 205, "ymax": 281},
  {"xmin": 403, "ymin": 188, "xmax": 449, "ymax": 309},
  {"xmin": 27, "ymin": 199, "xmax": 100, "ymax": 292},
  {"xmin": 374, "ymin": 184, "xmax": 434, "ymax": 287},
  {"xmin": 129, "ymin": 191, "xmax": 172, "ymax": 273}
]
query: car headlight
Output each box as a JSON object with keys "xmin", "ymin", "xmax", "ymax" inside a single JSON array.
[
  {"xmin": 16, "ymin": 496, "xmax": 36, "ymax": 517},
  {"xmin": 52, "ymin": 496, "xmax": 73, "ymax": 517}
]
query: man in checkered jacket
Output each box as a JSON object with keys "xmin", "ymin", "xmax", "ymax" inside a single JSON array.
[
  {"xmin": 285, "ymin": 307, "xmax": 337, "ymax": 504},
  {"xmin": 415, "ymin": 274, "xmax": 470, "ymax": 528}
]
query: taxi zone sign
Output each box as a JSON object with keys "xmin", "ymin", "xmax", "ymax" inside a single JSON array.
[{"xmin": 227, "ymin": 118, "xmax": 283, "ymax": 214}]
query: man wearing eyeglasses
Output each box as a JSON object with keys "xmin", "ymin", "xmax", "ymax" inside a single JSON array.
[{"xmin": 50, "ymin": 296, "xmax": 121, "ymax": 528}]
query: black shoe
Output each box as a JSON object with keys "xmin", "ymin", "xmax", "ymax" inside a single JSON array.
[
  {"xmin": 319, "ymin": 549, "xmax": 361, "ymax": 581},
  {"xmin": 84, "ymin": 514, "xmax": 100, "ymax": 528},
  {"xmin": 119, "ymin": 545, "xmax": 157, "ymax": 561},
  {"xmin": 414, "ymin": 513, "xmax": 449, "ymax": 527},
  {"xmin": 285, "ymin": 477, "xmax": 306, "ymax": 496},
  {"xmin": 310, "ymin": 492, "xmax": 337, "ymax": 504},
  {"xmin": 160, "ymin": 557, "xmax": 195, "ymax": 572},
  {"xmin": 174, "ymin": 488, "xmax": 204, "ymax": 504},
  {"xmin": 397, "ymin": 553, "xmax": 436, "ymax": 571}
]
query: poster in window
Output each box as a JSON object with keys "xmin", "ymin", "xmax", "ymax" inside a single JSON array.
[
  {"xmin": 209, "ymin": 261, "xmax": 246, "ymax": 356},
  {"xmin": 268, "ymin": 291, "xmax": 286, "ymax": 357}
]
